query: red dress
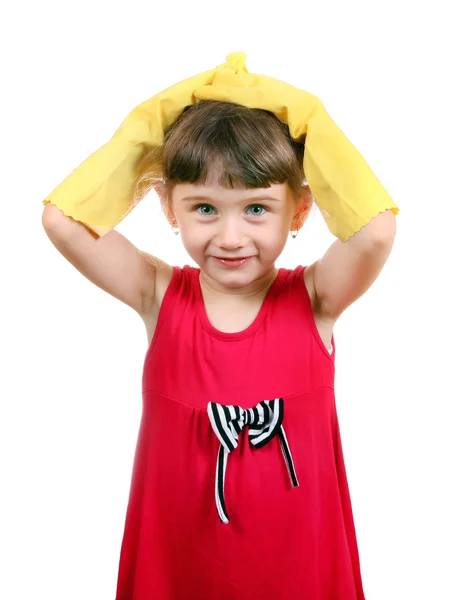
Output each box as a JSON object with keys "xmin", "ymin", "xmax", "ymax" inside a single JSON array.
[{"xmin": 115, "ymin": 265, "xmax": 366, "ymax": 600}]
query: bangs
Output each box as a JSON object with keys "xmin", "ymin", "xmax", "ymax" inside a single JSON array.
[{"xmin": 162, "ymin": 101, "xmax": 305, "ymax": 192}]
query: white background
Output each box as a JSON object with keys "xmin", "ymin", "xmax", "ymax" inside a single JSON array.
[{"xmin": 1, "ymin": 0, "xmax": 461, "ymax": 598}]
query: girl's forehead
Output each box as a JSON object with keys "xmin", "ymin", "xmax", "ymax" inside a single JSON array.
[{"xmin": 173, "ymin": 181, "xmax": 290, "ymax": 204}]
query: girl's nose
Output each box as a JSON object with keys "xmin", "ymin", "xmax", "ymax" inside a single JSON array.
[{"xmin": 215, "ymin": 221, "xmax": 245, "ymax": 249}]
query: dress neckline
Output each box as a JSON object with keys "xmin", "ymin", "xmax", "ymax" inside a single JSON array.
[{"xmin": 188, "ymin": 266, "xmax": 287, "ymax": 341}]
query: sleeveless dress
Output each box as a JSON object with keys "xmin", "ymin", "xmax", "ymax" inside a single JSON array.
[{"xmin": 115, "ymin": 265, "xmax": 366, "ymax": 600}]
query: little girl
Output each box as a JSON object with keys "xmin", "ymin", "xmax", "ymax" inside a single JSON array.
[{"xmin": 42, "ymin": 53, "xmax": 398, "ymax": 599}]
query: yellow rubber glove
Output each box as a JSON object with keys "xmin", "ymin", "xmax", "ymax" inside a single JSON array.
[
  {"xmin": 43, "ymin": 51, "xmax": 398, "ymax": 241},
  {"xmin": 42, "ymin": 62, "xmax": 230, "ymax": 236},
  {"xmin": 194, "ymin": 52, "xmax": 399, "ymax": 241}
]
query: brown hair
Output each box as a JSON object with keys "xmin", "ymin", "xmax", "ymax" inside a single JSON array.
[{"xmin": 133, "ymin": 100, "xmax": 312, "ymax": 216}]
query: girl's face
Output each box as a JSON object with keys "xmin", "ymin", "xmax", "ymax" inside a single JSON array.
[{"xmin": 165, "ymin": 169, "xmax": 310, "ymax": 292}]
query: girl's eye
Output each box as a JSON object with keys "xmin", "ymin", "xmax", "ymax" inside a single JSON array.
[
  {"xmin": 194, "ymin": 204, "xmax": 268, "ymax": 216},
  {"xmin": 247, "ymin": 205, "xmax": 267, "ymax": 216},
  {"xmin": 195, "ymin": 204, "xmax": 215, "ymax": 216}
]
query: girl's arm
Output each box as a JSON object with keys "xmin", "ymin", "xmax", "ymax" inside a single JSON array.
[
  {"xmin": 309, "ymin": 209, "xmax": 396, "ymax": 320},
  {"xmin": 42, "ymin": 202, "xmax": 160, "ymax": 317}
]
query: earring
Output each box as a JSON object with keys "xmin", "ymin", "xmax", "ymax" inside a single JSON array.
[
  {"xmin": 290, "ymin": 229, "xmax": 299, "ymax": 239},
  {"xmin": 172, "ymin": 225, "xmax": 180, "ymax": 235}
]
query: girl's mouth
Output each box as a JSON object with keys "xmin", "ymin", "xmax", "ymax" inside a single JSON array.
[{"xmin": 213, "ymin": 257, "xmax": 253, "ymax": 269}]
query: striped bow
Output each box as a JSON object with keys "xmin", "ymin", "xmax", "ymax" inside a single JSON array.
[{"xmin": 207, "ymin": 398, "xmax": 299, "ymax": 524}]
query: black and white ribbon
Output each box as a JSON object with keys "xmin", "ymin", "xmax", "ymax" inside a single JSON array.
[{"xmin": 206, "ymin": 398, "xmax": 299, "ymax": 524}]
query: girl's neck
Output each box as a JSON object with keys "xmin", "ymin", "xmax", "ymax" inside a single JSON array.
[{"xmin": 198, "ymin": 265, "xmax": 279, "ymax": 300}]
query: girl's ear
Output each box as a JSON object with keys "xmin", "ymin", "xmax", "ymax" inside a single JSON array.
[
  {"xmin": 153, "ymin": 180, "xmax": 166, "ymax": 200},
  {"xmin": 154, "ymin": 180, "xmax": 178, "ymax": 228},
  {"xmin": 291, "ymin": 186, "xmax": 313, "ymax": 231}
]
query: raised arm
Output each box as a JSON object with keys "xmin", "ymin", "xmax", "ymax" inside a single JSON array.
[
  {"xmin": 309, "ymin": 209, "xmax": 396, "ymax": 320},
  {"xmin": 42, "ymin": 202, "xmax": 163, "ymax": 317}
]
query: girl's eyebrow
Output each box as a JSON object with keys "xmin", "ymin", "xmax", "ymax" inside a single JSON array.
[{"xmin": 181, "ymin": 194, "xmax": 281, "ymax": 203}]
